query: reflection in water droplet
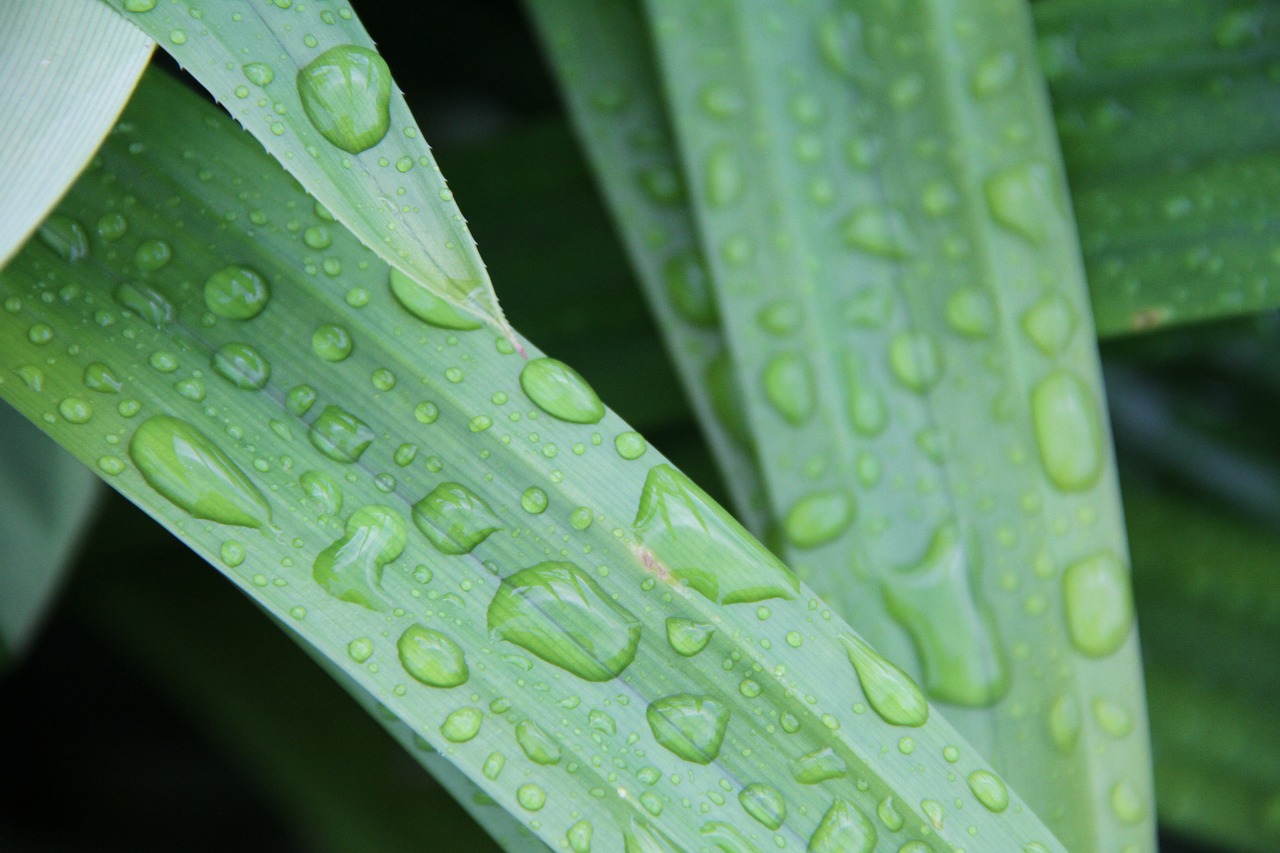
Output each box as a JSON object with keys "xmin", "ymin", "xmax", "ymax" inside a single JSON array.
[
  {"xmin": 312, "ymin": 323, "xmax": 353, "ymax": 361},
  {"xmin": 312, "ymin": 504, "xmax": 406, "ymax": 609},
  {"xmin": 488, "ymin": 561, "xmax": 641, "ymax": 681},
  {"xmin": 807, "ymin": 799, "xmax": 876, "ymax": 853},
  {"xmin": 58, "ymin": 397, "xmax": 92, "ymax": 424},
  {"xmin": 397, "ymin": 623, "xmax": 468, "ymax": 688},
  {"xmin": 646, "ymin": 693, "xmax": 729, "ymax": 764},
  {"xmin": 516, "ymin": 783, "xmax": 546, "ymax": 811},
  {"xmin": 840, "ymin": 633, "xmax": 929, "ymax": 727},
  {"xmin": 296, "ymin": 45, "xmax": 392, "ymax": 153},
  {"xmin": 412, "ymin": 482, "xmax": 501, "ymax": 554},
  {"xmin": 520, "ymin": 358, "xmax": 605, "ymax": 424},
  {"xmin": 129, "ymin": 415, "xmax": 269, "ymax": 528},
  {"xmin": 1062, "ymin": 552, "xmax": 1133, "ymax": 657},
  {"xmin": 633, "ymin": 465, "xmax": 798, "ymax": 604}
]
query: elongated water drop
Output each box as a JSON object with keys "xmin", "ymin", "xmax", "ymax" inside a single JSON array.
[
  {"xmin": 840, "ymin": 633, "xmax": 928, "ymax": 726},
  {"xmin": 297, "ymin": 45, "xmax": 392, "ymax": 153},
  {"xmin": 213, "ymin": 342, "xmax": 271, "ymax": 390},
  {"xmin": 389, "ymin": 268, "xmax": 483, "ymax": 330},
  {"xmin": 1062, "ymin": 552, "xmax": 1133, "ymax": 657},
  {"xmin": 705, "ymin": 144, "xmax": 743, "ymax": 207},
  {"xmin": 739, "ymin": 783, "xmax": 786, "ymax": 830},
  {"xmin": 567, "ymin": 819, "xmax": 593, "ymax": 853},
  {"xmin": 38, "ymin": 215, "xmax": 89, "ymax": 262},
  {"xmin": 985, "ymin": 161, "xmax": 1056, "ymax": 244},
  {"xmin": 312, "ymin": 504, "xmax": 406, "ymax": 609},
  {"xmin": 412, "ymin": 482, "xmax": 501, "ymax": 554},
  {"xmin": 784, "ymin": 490, "xmax": 854, "ymax": 549},
  {"xmin": 646, "ymin": 694, "xmax": 729, "ymax": 764},
  {"xmin": 1030, "ymin": 370, "xmax": 1103, "ymax": 491},
  {"xmin": 114, "ymin": 282, "xmax": 174, "ymax": 327},
  {"xmin": 662, "ymin": 250, "xmax": 718, "ymax": 327},
  {"xmin": 515, "ymin": 719, "xmax": 561, "ymax": 765},
  {"xmin": 129, "ymin": 416, "xmax": 269, "ymax": 528},
  {"xmin": 841, "ymin": 206, "xmax": 912, "ymax": 258},
  {"xmin": 488, "ymin": 561, "xmax": 640, "ymax": 681},
  {"xmin": 82, "ymin": 362, "xmax": 122, "ymax": 394},
  {"xmin": 633, "ymin": 465, "xmax": 798, "ymax": 604},
  {"xmin": 397, "ymin": 624, "xmax": 468, "ymax": 688},
  {"xmin": 762, "ymin": 353, "xmax": 816, "ymax": 425},
  {"xmin": 308, "ymin": 405, "xmax": 373, "ymax": 463},
  {"xmin": 968, "ymin": 770, "xmax": 1009, "ymax": 812},
  {"xmin": 520, "ymin": 358, "xmax": 605, "ymax": 424},
  {"xmin": 888, "ymin": 330, "xmax": 941, "ymax": 392},
  {"xmin": 808, "ymin": 799, "xmax": 876, "ymax": 853}
]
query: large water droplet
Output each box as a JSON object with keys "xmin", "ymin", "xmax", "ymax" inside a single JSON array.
[
  {"xmin": 807, "ymin": 800, "xmax": 876, "ymax": 853},
  {"xmin": 515, "ymin": 719, "xmax": 561, "ymax": 765},
  {"xmin": 839, "ymin": 633, "xmax": 928, "ymax": 726},
  {"xmin": 312, "ymin": 504, "xmax": 406, "ymax": 609},
  {"xmin": 300, "ymin": 470, "xmax": 343, "ymax": 515},
  {"xmin": 762, "ymin": 353, "xmax": 816, "ymax": 425},
  {"xmin": 739, "ymin": 783, "xmax": 786, "ymax": 829},
  {"xmin": 488, "ymin": 561, "xmax": 641, "ymax": 681},
  {"xmin": 1062, "ymin": 552, "xmax": 1133, "ymax": 657},
  {"xmin": 984, "ymin": 161, "xmax": 1056, "ymax": 244},
  {"xmin": 881, "ymin": 524, "xmax": 1008, "ymax": 707},
  {"xmin": 204, "ymin": 265, "xmax": 270, "ymax": 319},
  {"xmin": 114, "ymin": 282, "xmax": 174, "ymax": 327},
  {"xmin": 83, "ymin": 362, "xmax": 122, "ymax": 394},
  {"xmin": 792, "ymin": 748, "xmax": 847, "ymax": 784},
  {"xmin": 441, "ymin": 706, "xmax": 482, "ymax": 743},
  {"xmin": 213, "ymin": 342, "xmax": 271, "ymax": 390},
  {"xmin": 388, "ymin": 268, "xmax": 483, "ymax": 330},
  {"xmin": 296, "ymin": 45, "xmax": 392, "ymax": 153},
  {"xmin": 665, "ymin": 617, "xmax": 714, "ymax": 657},
  {"xmin": 662, "ymin": 250, "xmax": 718, "ymax": 327},
  {"xmin": 412, "ymin": 481, "xmax": 501, "ymax": 554},
  {"xmin": 311, "ymin": 323, "xmax": 353, "ymax": 362},
  {"xmin": 129, "ymin": 416, "xmax": 269, "ymax": 528},
  {"xmin": 633, "ymin": 465, "xmax": 798, "ymax": 604},
  {"xmin": 1030, "ymin": 370, "xmax": 1103, "ymax": 491},
  {"xmin": 967, "ymin": 770, "xmax": 1009, "ymax": 812},
  {"xmin": 645, "ymin": 694, "xmax": 729, "ymax": 764},
  {"xmin": 397, "ymin": 624, "xmax": 468, "ymax": 688},
  {"xmin": 37, "ymin": 215, "xmax": 90, "ymax": 262},
  {"xmin": 784, "ymin": 489, "xmax": 854, "ymax": 549},
  {"xmin": 520, "ymin": 358, "xmax": 605, "ymax": 424},
  {"xmin": 516, "ymin": 783, "xmax": 546, "ymax": 811},
  {"xmin": 307, "ymin": 405, "xmax": 374, "ymax": 463},
  {"xmin": 567, "ymin": 819, "xmax": 593, "ymax": 853},
  {"xmin": 841, "ymin": 207, "xmax": 912, "ymax": 258}
]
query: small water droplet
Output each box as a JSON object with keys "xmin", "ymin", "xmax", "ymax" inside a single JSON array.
[
  {"xmin": 204, "ymin": 265, "xmax": 270, "ymax": 320},
  {"xmin": 971, "ymin": 51, "xmax": 1017, "ymax": 97},
  {"xmin": 243, "ymin": 62, "xmax": 274, "ymax": 86},
  {"xmin": 441, "ymin": 707, "xmax": 483, "ymax": 743},
  {"xmin": 615, "ymin": 431, "xmax": 647, "ymax": 460},
  {"xmin": 841, "ymin": 206, "xmax": 912, "ymax": 258},
  {"xmin": 945, "ymin": 287, "xmax": 996, "ymax": 338},
  {"xmin": 1048, "ymin": 693, "xmax": 1081, "ymax": 753},
  {"xmin": 567, "ymin": 819, "xmax": 593, "ymax": 853},
  {"xmin": 114, "ymin": 282, "xmax": 174, "ymax": 327},
  {"xmin": 967, "ymin": 770, "xmax": 1009, "ymax": 813},
  {"xmin": 311, "ymin": 323, "xmax": 353, "ymax": 361},
  {"xmin": 705, "ymin": 144, "xmax": 744, "ymax": 207},
  {"xmin": 347, "ymin": 637, "xmax": 374, "ymax": 663},
  {"xmin": 888, "ymin": 330, "xmax": 941, "ymax": 392},
  {"xmin": 287, "ymin": 384, "xmax": 317, "ymax": 416},
  {"xmin": 876, "ymin": 796, "xmax": 904, "ymax": 832},
  {"xmin": 296, "ymin": 45, "xmax": 392, "ymax": 153},
  {"xmin": 1109, "ymin": 780, "xmax": 1146, "ymax": 825},
  {"xmin": 58, "ymin": 397, "xmax": 92, "ymax": 424},
  {"xmin": 808, "ymin": 799, "xmax": 876, "ymax": 852},
  {"xmin": 516, "ymin": 783, "xmax": 546, "ymax": 811},
  {"xmin": 985, "ymin": 161, "xmax": 1056, "ymax": 244},
  {"xmin": 662, "ymin": 250, "xmax": 718, "ymax": 327},
  {"xmin": 1021, "ymin": 293, "xmax": 1076, "ymax": 355},
  {"xmin": 134, "ymin": 239, "xmax": 172, "ymax": 271}
]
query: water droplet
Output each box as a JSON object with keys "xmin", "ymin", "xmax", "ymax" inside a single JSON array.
[
  {"xmin": 348, "ymin": 637, "xmax": 373, "ymax": 663},
  {"xmin": 508, "ymin": 782, "xmax": 546, "ymax": 813},
  {"xmin": 738, "ymin": 783, "xmax": 786, "ymax": 829},
  {"xmin": 662, "ymin": 250, "xmax": 718, "ymax": 327},
  {"xmin": 945, "ymin": 287, "xmax": 995, "ymax": 338},
  {"xmin": 792, "ymin": 748, "xmax": 847, "ymax": 784},
  {"xmin": 129, "ymin": 415, "xmax": 269, "ymax": 527},
  {"xmin": 888, "ymin": 330, "xmax": 941, "ymax": 392},
  {"xmin": 807, "ymin": 799, "xmax": 876, "ymax": 853},
  {"xmin": 784, "ymin": 489, "xmax": 854, "ymax": 549},
  {"xmin": 1110, "ymin": 780, "xmax": 1146, "ymax": 825},
  {"xmin": 303, "ymin": 224, "xmax": 332, "ymax": 250},
  {"xmin": 205, "ymin": 265, "xmax": 270, "ymax": 319},
  {"xmin": 515, "ymin": 719, "xmax": 561, "ymax": 764},
  {"xmin": 706, "ymin": 144, "xmax": 743, "ymax": 207},
  {"xmin": 97, "ymin": 212, "xmax": 128, "ymax": 241},
  {"xmin": 1062, "ymin": 552, "xmax": 1132, "ymax": 657},
  {"xmin": 123, "ymin": 0, "xmax": 156, "ymax": 11},
  {"xmin": 520, "ymin": 486, "xmax": 549, "ymax": 514},
  {"xmin": 637, "ymin": 164, "xmax": 684, "ymax": 205},
  {"xmin": 287, "ymin": 384, "xmax": 317, "ymax": 416},
  {"xmin": 149, "ymin": 351, "xmax": 178, "ymax": 373},
  {"xmin": 881, "ymin": 524, "xmax": 1008, "ymax": 707},
  {"xmin": 98, "ymin": 455, "xmax": 126, "ymax": 475},
  {"xmin": 313, "ymin": 504, "xmax": 406, "ymax": 609},
  {"xmin": 311, "ymin": 323, "xmax": 353, "ymax": 361},
  {"xmin": 114, "ymin": 282, "xmax": 174, "ymax": 327},
  {"xmin": 389, "ymin": 268, "xmax": 483, "ymax": 330},
  {"xmin": 440, "ymin": 706, "xmax": 482, "ymax": 743},
  {"xmin": 984, "ymin": 161, "xmax": 1056, "ymax": 244},
  {"xmin": 1093, "ymin": 696, "xmax": 1133, "ymax": 737},
  {"xmin": 213, "ymin": 342, "xmax": 271, "ymax": 390},
  {"xmin": 411, "ymin": 482, "xmax": 501, "ymax": 554},
  {"xmin": 482, "ymin": 751, "xmax": 504, "ymax": 780},
  {"xmin": 971, "ymin": 51, "xmax": 1017, "ymax": 97},
  {"xmin": 135, "ymin": 239, "xmax": 172, "ymax": 271},
  {"xmin": 297, "ymin": 45, "xmax": 392, "ymax": 153},
  {"xmin": 569, "ymin": 507, "xmax": 593, "ymax": 530},
  {"xmin": 841, "ymin": 207, "xmax": 912, "ymax": 258},
  {"xmin": 414, "ymin": 401, "xmax": 439, "ymax": 424},
  {"xmin": 37, "ymin": 215, "xmax": 89, "ymax": 261},
  {"xmin": 840, "ymin": 633, "xmax": 928, "ymax": 726},
  {"xmin": 633, "ymin": 465, "xmax": 798, "ymax": 604},
  {"xmin": 567, "ymin": 819, "xmax": 593, "ymax": 853},
  {"xmin": 307, "ymin": 405, "xmax": 373, "ymax": 463},
  {"xmin": 1021, "ymin": 293, "xmax": 1076, "ymax": 355},
  {"xmin": 1048, "ymin": 693, "xmax": 1081, "ymax": 753},
  {"xmin": 700, "ymin": 83, "xmax": 744, "ymax": 117},
  {"xmin": 761, "ymin": 352, "xmax": 816, "ymax": 425},
  {"xmin": 243, "ymin": 61, "xmax": 274, "ymax": 86},
  {"xmin": 488, "ymin": 561, "xmax": 641, "ymax": 681},
  {"xmin": 1030, "ymin": 370, "xmax": 1103, "ymax": 491},
  {"xmin": 397, "ymin": 623, "xmax": 468, "ymax": 688},
  {"xmin": 615, "ymin": 431, "xmax": 647, "ymax": 460},
  {"xmin": 876, "ymin": 796, "xmax": 904, "ymax": 832},
  {"xmin": 706, "ymin": 354, "xmax": 752, "ymax": 448},
  {"xmin": 646, "ymin": 694, "xmax": 729, "ymax": 764},
  {"xmin": 666, "ymin": 617, "xmax": 714, "ymax": 657},
  {"xmin": 519, "ymin": 358, "xmax": 605, "ymax": 424},
  {"xmin": 58, "ymin": 397, "xmax": 92, "ymax": 424},
  {"xmin": 967, "ymin": 770, "xmax": 1009, "ymax": 813}
]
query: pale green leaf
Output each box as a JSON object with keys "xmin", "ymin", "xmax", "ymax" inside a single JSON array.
[
  {"xmin": 0, "ymin": 0, "xmax": 152, "ymax": 267},
  {"xmin": 100, "ymin": 0, "xmax": 511, "ymax": 338},
  {"xmin": 0, "ymin": 68, "xmax": 1065, "ymax": 852}
]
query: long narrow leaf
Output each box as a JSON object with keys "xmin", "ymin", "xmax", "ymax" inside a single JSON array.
[
  {"xmin": 0, "ymin": 69, "xmax": 1065, "ymax": 852},
  {"xmin": 635, "ymin": 0, "xmax": 1153, "ymax": 848}
]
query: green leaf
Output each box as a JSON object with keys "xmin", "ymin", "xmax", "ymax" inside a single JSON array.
[
  {"xmin": 0, "ymin": 403, "xmax": 100, "ymax": 665},
  {"xmin": 0, "ymin": 0, "xmax": 152, "ymax": 267},
  {"xmin": 0, "ymin": 68, "xmax": 1065, "ymax": 852},
  {"xmin": 525, "ymin": 0, "xmax": 771, "ymax": 533},
  {"xmin": 1038, "ymin": 0, "xmax": 1280, "ymax": 336},
  {"xmin": 551, "ymin": 0, "xmax": 1151, "ymax": 848},
  {"xmin": 100, "ymin": 0, "xmax": 510, "ymax": 336}
]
